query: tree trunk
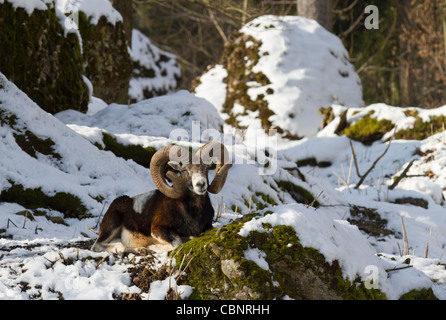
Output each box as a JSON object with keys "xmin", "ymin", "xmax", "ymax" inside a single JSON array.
[
  {"xmin": 397, "ymin": 0, "xmax": 414, "ymax": 107},
  {"xmin": 297, "ymin": 0, "xmax": 333, "ymax": 32},
  {"xmin": 110, "ymin": 0, "xmax": 133, "ymax": 46}
]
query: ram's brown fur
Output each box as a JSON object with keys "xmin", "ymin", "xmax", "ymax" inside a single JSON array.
[{"xmin": 91, "ymin": 142, "xmax": 230, "ymax": 254}]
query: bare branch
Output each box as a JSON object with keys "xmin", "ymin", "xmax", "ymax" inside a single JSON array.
[
  {"xmin": 389, "ymin": 159, "xmax": 415, "ymax": 190},
  {"xmin": 350, "ymin": 138, "xmax": 393, "ymax": 189}
]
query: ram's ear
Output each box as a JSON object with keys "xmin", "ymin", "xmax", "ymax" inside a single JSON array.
[{"xmin": 168, "ymin": 161, "xmax": 182, "ymax": 171}]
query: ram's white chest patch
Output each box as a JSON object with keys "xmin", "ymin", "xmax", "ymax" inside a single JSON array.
[{"xmin": 132, "ymin": 191, "xmax": 156, "ymax": 214}]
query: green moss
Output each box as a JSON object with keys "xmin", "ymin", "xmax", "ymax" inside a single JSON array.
[
  {"xmin": 45, "ymin": 215, "xmax": 68, "ymax": 226},
  {"xmin": 173, "ymin": 215, "xmax": 279, "ymax": 300},
  {"xmin": 220, "ymin": 32, "xmax": 275, "ymax": 132},
  {"xmin": 14, "ymin": 130, "xmax": 61, "ymax": 160},
  {"xmin": 78, "ymin": 12, "xmax": 131, "ymax": 104},
  {"xmin": 399, "ymin": 288, "xmax": 438, "ymax": 300},
  {"xmin": 348, "ymin": 205, "xmax": 394, "ymax": 237},
  {"xmin": 276, "ymin": 180, "xmax": 320, "ymax": 208},
  {"xmin": 0, "ymin": 2, "xmax": 89, "ymax": 113},
  {"xmin": 296, "ymin": 157, "xmax": 331, "ymax": 168},
  {"xmin": 172, "ymin": 214, "xmax": 386, "ymax": 300},
  {"xmin": 253, "ymin": 192, "xmax": 277, "ymax": 210},
  {"xmin": 101, "ymin": 132, "xmax": 156, "ymax": 168},
  {"xmin": 344, "ymin": 115, "xmax": 394, "ymax": 145},
  {"xmin": 15, "ymin": 210, "xmax": 35, "ymax": 221},
  {"xmin": 395, "ymin": 115, "xmax": 446, "ymax": 140},
  {"xmin": 0, "ymin": 109, "xmax": 18, "ymax": 128},
  {"xmin": 0, "ymin": 183, "xmax": 89, "ymax": 219}
]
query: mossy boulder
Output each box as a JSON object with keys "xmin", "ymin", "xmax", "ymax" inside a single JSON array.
[
  {"xmin": 0, "ymin": 1, "xmax": 89, "ymax": 114},
  {"xmin": 395, "ymin": 115, "xmax": 446, "ymax": 140},
  {"xmin": 398, "ymin": 288, "xmax": 438, "ymax": 300},
  {"xmin": 343, "ymin": 115, "xmax": 394, "ymax": 145},
  {"xmin": 173, "ymin": 214, "xmax": 386, "ymax": 300},
  {"xmin": 78, "ymin": 12, "xmax": 132, "ymax": 104},
  {"xmin": 276, "ymin": 180, "xmax": 320, "ymax": 208},
  {"xmin": 0, "ymin": 183, "xmax": 89, "ymax": 219},
  {"xmin": 97, "ymin": 132, "xmax": 156, "ymax": 168}
]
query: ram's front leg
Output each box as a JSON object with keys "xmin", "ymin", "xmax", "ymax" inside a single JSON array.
[{"xmin": 149, "ymin": 224, "xmax": 184, "ymax": 253}]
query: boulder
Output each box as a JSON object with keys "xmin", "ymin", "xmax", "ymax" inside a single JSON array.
[
  {"xmin": 77, "ymin": 7, "xmax": 131, "ymax": 104},
  {"xmin": 0, "ymin": 0, "xmax": 89, "ymax": 114},
  {"xmin": 174, "ymin": 212, "xmax": 386, "ymax": 300},
  {"xmin": 194, "ymin": 15, "xmax": 364, "ymax": 138}
]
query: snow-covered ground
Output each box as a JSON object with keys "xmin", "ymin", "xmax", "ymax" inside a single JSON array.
[{"xmin": 1, "ymin": 11, "xmax": 446, "ymax": 300}]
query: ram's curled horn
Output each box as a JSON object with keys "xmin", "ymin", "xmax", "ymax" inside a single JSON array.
[
  {"xmin": 150, "ymin": 145, "xmax": 189, "ymax": 199},
  {"xmin": 198, "ymin": 141, "xmax": 232, "ymax": 194}
]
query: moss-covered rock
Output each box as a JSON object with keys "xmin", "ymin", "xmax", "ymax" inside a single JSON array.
[
  {"xmin": 0, "ymin": 1, "xmax": 89, "ymax": 114},
  {"xmin": 348, "ymin": 205, "xmax": 394, "ymax": 237},
  {"xmin": 276, "ymin": 180, "xmax": 320, "ymax": 208},
  {"xmin": 98, "ymin": 132, "xmax": 156, "ymax": 168},
  {"xmin": 343, "ymin": 115, "xmax": 394, "ymax": 145},
  {"xmin": 394, "ymin": 115, "xmax": 446, "ymax": 140},
  {"xmin": 0, "ymin": 182, "xmax": 89, "ymax": 219},
  {"xmin": 398, "ymin": 288, "xmax": 438, "ymax": 300},
  {"xmin": 172, "ymin": 214, "xmax": 386, "ymax": 300},
  {"xmin": 14, "ymin": 130, "xmax": 62, "ymax": 160},
  {"xmin": 78, "ymin": 12, "xmax": 132, "ymax": 104}
]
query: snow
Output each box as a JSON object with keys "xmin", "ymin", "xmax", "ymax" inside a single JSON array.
[
  {"xmin": 129, "ymin": 29, "xmax": 181, "ymax": 102},
  {"xmin": 239, "ymin": 204, "xmax": 389, "ymax": 290},
  {"xmin": 195, "ymin": 15, "xmax": 364, "ymax": 138},
  {"xmin": 0, "ymin": 0, "xmax": 51, "ymax": 15},
  {"xmin": 56, "ymin": 0, "xmax": 123, "ymax": 26},
  {"xmin": 55, "ymin": 90, "xmax": 224, "ymax": 149},
  {"xmin": 1, "ymin": 13, "xmax": 446, "ymax": 300},
  {"xmin": 243, "ymin": 247, "xmax": 269, "ymax": 271}
]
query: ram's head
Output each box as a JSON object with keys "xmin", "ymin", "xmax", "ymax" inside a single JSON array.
[{"xmin": 150, "ymin": 141, "xmax": 232, "ymax": 198}]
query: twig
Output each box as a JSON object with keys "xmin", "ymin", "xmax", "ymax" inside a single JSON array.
[
  {"xmin": 58, "ymin": 251, "xmax": 67, "ymax": 265},
  {"xmin": 389, "ymin": 160, "xmax": 415, "ymax": 190},
  {"xmin": 178, "ymin": 250, "xmax": 194, "ymax": 278},
  {"xmin": 350, "ymin": 138, "xmax": 392, "ymax": 189},
  {"xmin": 22, "ymin": 210, "xmax": 30, "ymax": 229},
  {"xmin": 424, "ymin": 241, "xmax": 429, "ymax": 259},
  {"xmin": 397, "ymin": 242, "xmax": 403, "ymax": 257},
  {"xmin": 307, "ymin": 190, "xmax": 324, "ymax": 209},
  {"xmin": 96, "ymin": 255, "xmax": 109, "ymax": 269},
  {"xmin": 7, "ymin": 218, "xmax": 17, "ymax": 228},
  {"xmin": 94, "ymin": 201, "xmax": 107, "ymax": 229},
  {"xmin": 213, "ymin": 195, "xmax": 223, "ymax": 222},
  {"xmin": 206, "ymin": 3, "xmax": 228, "ymax": 44},
  {"xmin": 44, "ymin": 256, "xmax": 59, "ymax": 265},
  {"xmin": 385, "ymin": 265, "xmax": 413, "ymax": 273},
  {"xmin": 339, "ymin": 10, "xmax": 364, "ymax": 39},
  {"xmin": 248, "ymin": 194, "xmax": 252, "ymax": 214},
  {"xmin": 401, "ymin": 216, "xmax": 409, "ymax": 256},
  {"xmin": 86, "ymin": 225, "xmax": 100, "ymax": 236}
]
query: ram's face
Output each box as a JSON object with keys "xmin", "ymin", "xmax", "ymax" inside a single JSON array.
[
  {"xmin": 168, "ymin": 161, "xmax": 209, "ymax": 196},
  {"xmin": 151, "ymin": 142, "xmax": 231, "ymax": 199}
]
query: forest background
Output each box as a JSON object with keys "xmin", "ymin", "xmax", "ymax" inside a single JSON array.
[{"xmin": 122, "ymin": 0, "xmax": 446, "ymax": 110}]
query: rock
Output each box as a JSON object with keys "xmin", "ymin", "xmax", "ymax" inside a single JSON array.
[
  {"xmin": 221, "ymin": 259, "xmax": 245, "ymax": 279},
  {"xmin": 194, "ymin": 15, "xmax": 363, "ymax": 138},
  {"xmin": 394, "ymin": 197, "xmax": 429, "ymax": 209},
  {"xmin": 0, "ymin": 1, "xmax": 89, "ymax": 114},
  {"xmin": 78, "ymin": 11, "xmax": 132, "ymax": 104},
  {"xmin": 174, "ymin": 214, "xmax": 386, "ymax": 300},
  {"xmin": 129, "ymin": 29, "xmax": 181, "ymax": 102}
]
